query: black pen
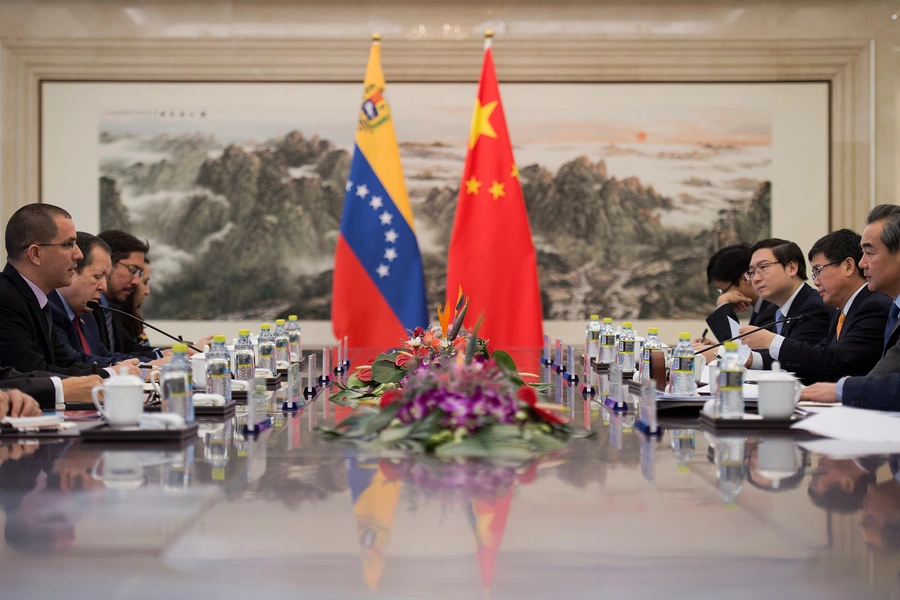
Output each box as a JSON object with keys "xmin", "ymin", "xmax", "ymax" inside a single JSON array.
[{"xmin": 701, "ymin": 328, "xmax": 709, "ymax": 341}]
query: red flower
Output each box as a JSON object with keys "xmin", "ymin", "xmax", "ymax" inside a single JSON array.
[
  {"xmin": 357, "ymin": 366, "xmax": 373, "ymax": 382},
  {"xmin": 517, "ymin": 385, "xmax": 568, "ymax": 425},
  {"xmin": 395, "ymin": 352, "xmax": 415, "ymax": 369},
  {"xmin": 379, "ymin": 389, "xmax": 402, "ymax": 408},
  {"xmin": 516, "ymin": 462, "xmax": 538, "ymax": 484},
  {"xmin": 412, "ymin": 326, "xmax": 426, "ymax": 338}
]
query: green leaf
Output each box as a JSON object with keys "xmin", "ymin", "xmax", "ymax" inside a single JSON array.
[
  {"xmin": 372, "ymin": 359, "xmax": 406, "ymax": 384},
  {"xmin": 378, "ymin": 422, "xmax": 416, "ymax": 444},
  {"xmin": 363, "ymin": 402, "xmax": 401, "ymax": 435}
]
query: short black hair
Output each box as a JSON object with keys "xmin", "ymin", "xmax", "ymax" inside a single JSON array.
[
  {"xmin": 4, "ymin": 203, "xmax": 72, "ymax": 261},
  {"xmin": 808, "ymin": 479, "xmax": 870, "ymax": 514},
  {"xmin": 866, "ymin": 204, "xmax": 900, "ymax": 253},
  {"xmin": 808, "ymin": 229, "xmax": 864, "ymax": 278},
  {"xmin": 74, "ymin": 232, "xmax": 111, "ymax": 275},
  {"xmin": 707, "ymin": 244, "xmax": 753, "ymax": 286},
  {"xmin": 750, "ymin": 238, "xmax": 808, "ymax": 280},
  {"xmin": 97, "ymin": 230, "xmax": 149, "ymax": 265}
]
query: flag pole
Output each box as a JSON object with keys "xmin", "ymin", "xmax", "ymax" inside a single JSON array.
[
  {"xmin": 371, "ymin": 31, "xmax": 381, "ymax": 44},
  {"xmin": 483, "ymin": 28, "xmax": 493, "ymax": 50}
]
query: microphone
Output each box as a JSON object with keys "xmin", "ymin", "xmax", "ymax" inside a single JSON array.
[
  {"xmin": 87, "ymin": 301, "xmax": 201, "ymax": 352},
  {"xmin": 697, "ymin": 314, "xmax": 811, "ymax": 354}
]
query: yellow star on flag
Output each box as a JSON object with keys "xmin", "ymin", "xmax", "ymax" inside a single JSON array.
[
  {"xmin": 489, "ymin": 181, "xmax": 505, "ymax": 200},
  {"xmin": 468, "ymin": 99, "xmax": 498, "ymax": 149},
  {"xmin": 465, "ymin": 176, "xmax": 482, "ymax": 195},
  {"xmin": 510, "ymin": 164, "xmax": 519, "ymax": 179}
]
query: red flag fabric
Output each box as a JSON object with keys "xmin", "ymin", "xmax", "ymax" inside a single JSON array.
[{"xmin": 446, "ymin": 43, "xmax": 543, "ymax": 350}]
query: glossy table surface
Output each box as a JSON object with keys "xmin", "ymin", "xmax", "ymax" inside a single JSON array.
[{"xmin": 1, "ymin": 365, "xmax": 899, "ymax": 599}]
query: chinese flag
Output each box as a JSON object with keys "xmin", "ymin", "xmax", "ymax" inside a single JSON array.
[{"xmin": 446, "ymin": 41, "xmax": 543, "ymax": 351}]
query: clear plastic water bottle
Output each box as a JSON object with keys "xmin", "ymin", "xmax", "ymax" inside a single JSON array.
[
  {"xmin": 599, "ymin": 317, "xmax": 616, "ymax": 365},
  {"xmin": 160, "ymin": 342, "xmax": 193, "ymax": 424},
  {"xmin": 617, "ymin": 321, "xmax": 636, "ymax": 373},
  {"xmin": 586, "ymin": 314, "xmax": 601, "ymax": 361},
  {"xmin": 641, "ymin": 327, "xmax": 662, "ymax": 381},
  {"xmin": 669, "ymin": 332, "xmax": 696, "ymax": 395},
  {"xmin": 234, "ymin": 329, "xmax": 255, "ymax": 382},
  {"xmin": 206, "ymin": 334, "xmax": 232, "ymax": 402},
  {"xmin": 273, "ymin": 319, "xmax": 290, "ymax": 365},
  {"xmin": 715, "ymin": 436, "xmax": 745, "ymax": 506},
  {"xmin": 715, "ymin": 341, "xmax": 744, "ymax": 419},
  {"xmin": 287, "ymin": 315, "xmax": 302, "ymax": 362},
  {"xmin": 671, "ymin": 428, "xmax": 696, "ymax": 472},
  {"xmin": 257, "ymin": 323, "xmax": 276, "ymax": 374}
]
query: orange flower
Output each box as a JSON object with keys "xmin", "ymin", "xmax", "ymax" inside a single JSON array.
[{"xmin": 395, "ymin": 352, "xmax": 415, "ymax": 368}]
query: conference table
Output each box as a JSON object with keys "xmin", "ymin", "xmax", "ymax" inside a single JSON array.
[{"xmin": 1, "ymin": 353, "xmax": 899, "ymax": 600}]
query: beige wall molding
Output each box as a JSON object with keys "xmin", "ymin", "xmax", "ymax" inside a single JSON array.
[{"xmin": 1, "ymin": 36, "xmax": 872, "ymax": 236}]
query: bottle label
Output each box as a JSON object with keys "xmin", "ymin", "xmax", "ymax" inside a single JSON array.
[
  {"xmin": 601, "ymin": 334, "xmax": 616, "ymax": 346},
  {"xmin": 589, "ymin": 331, "xmax": 600, "ymax": 341},
  {"xmin": 642, "ymin": 349, "xmax": 651, "ymax": 361},
  {"xmin": 237, "ymin": 357, "xmax": 253, "ymax": 368},
  {"xmin": 618, "ymin": 341, "xmax": 634, "ymax": 354},
  {"xmin": 672, "ymin": 356, "xmax": 695, "ymax": 373},
  {"xmin": 719, "ymin": 370, "xmax": 743, "ymax": 391}
]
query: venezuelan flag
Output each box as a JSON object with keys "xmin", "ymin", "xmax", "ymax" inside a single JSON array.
[
  {"xmin": 347, "ymin": 456, "xmax": 402, "ymax": 590},
  {"xmin": 332, "ymin": 37, "xmax": 428, "ymax": 351}
]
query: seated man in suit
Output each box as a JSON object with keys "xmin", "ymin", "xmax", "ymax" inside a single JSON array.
[
  {"xmin": 738, "ymin": 238, "xmax": 836, "ymax": 369},
  {"xmin": 803, "ymin": 205, "xmax": 900, "ymax": 407},
  {"xmin": 0, "ymin": 363, "xmax": 101, "ymax": 411},
  {"xmin": 739, "ymin": 230, "xmax": 891, "ymax": 383},
  {"xmin": 93, "ymin": 230, "xmax": 165, "ymax": 359},
  {"xmin": 49, "ymin": 232, "xmax": 156, "ymax": 371},
  {"xmin": 0, "ymin": 204, "xmax": 121, "ymax": 378}
]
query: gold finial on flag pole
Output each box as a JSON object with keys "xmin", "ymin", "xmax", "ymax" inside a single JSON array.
[
  {"xmin": 484, "ymin": 29, "xmax": 494, "ymax": 39},
  {"xmin": 371, "ymin": 32, "xmax": 382, "ymax": 42}
]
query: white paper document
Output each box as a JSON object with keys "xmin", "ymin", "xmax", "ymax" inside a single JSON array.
[
  {"xmin": 791, "ymin": 405, "xmax": 900, "ymax": 442},
  {"xmin": 798, "ymin": 438, "xmax": 900, "ymax": 458}
]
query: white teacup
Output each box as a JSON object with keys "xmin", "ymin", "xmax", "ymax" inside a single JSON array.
[
  {"xmin": 91, "ymin": 451, "xmax": 145, "ymax": 490},
  {"xmin": 92, "ymin": 368, "xmax": 144, "ymax": 427},
  {"xmin": 191, "ymin": 353, "xmax": 206, "ymax": 390},
  {"xmin": 757, "ymin": 362, "xmax": 801, "ymax": 418}
]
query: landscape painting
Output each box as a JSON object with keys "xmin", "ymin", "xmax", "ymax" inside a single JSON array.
[{"xmin": 95, "ymin": 83, "xmax": 774, "ymax": 322}]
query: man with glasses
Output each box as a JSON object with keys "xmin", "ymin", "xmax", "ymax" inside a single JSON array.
[
  {"xmin": 737, "ymin": 237, "xmax": 835, "ymax": 370},
  {"xmin": 92, "ymin": 230, "xmax": 163, "ymax": 359},
  {"xmin": 0, "ymin": 204, "xmax": 113, "ymax": 379},
  {"xmin": 803, "ymin": 204, "xmax": 900, "ymax": 408},
  {"xmin": 739, "ymin": 230, "xmax": 890, "ymax": 383}
]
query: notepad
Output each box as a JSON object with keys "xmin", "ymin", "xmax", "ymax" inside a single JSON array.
[{"xmin": 1, "ymin": 415, "xmax": 67, "ymax": 430}]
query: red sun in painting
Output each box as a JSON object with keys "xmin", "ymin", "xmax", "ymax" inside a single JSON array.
[{"xmin": 636, "ymin": 131, "xmax": 648, "ymax": 142}]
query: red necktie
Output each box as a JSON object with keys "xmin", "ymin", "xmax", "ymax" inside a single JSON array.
[{"xmin": 73, "ymin": 316, "xmax": 91, "ymax": 354}]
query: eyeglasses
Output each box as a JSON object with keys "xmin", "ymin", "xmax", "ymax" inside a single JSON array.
[
  {"xmin": 811, "ymin": 259, "xmax": 844, "ymax": 280},
  {"xmin": 22, "ymin": 240, "xmax": 78, "ymax": 251},
  {"xmin": 744, "ymin": 261, "xmax": 782, "ymax": 280},
  {"xmin": 117, "ymin": 262, "xmax": 144, "ymax": 279},
  {"xmin": 716, "ymin": 282, "xmax": 735, "ymax": 295}
]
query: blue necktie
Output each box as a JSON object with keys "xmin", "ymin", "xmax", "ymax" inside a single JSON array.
[
  {"xmin": 775, "ymin": 309, "xmax": 784, "ymax": 335},
  {"xmin": 884, "ymin": 303, "xmax": 900, "ymax": 348}
]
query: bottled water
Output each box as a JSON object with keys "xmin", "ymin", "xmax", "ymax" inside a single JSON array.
[
  {"xmin": 160, "ymin": 343, "xmax": 193, "ymax": 424},
  {"xmin": 641, "ymin": 327, "xmax": 662, "ymax": 381},
  {"xmin": 257, "ymin": 323, "xmax": 276, "ymax": 374},
  {"xmin": 617, "ymin": 321, "xmax": 636, "ymax": 373},
  {"xmin": 715, "ymin": 341, "xmax": 744, "ymax": 419},
  {"xmin": 234, "ymin": 329, "xmax": 255, "ymax": 382},
  {"xmin": 287, "ymin": 315, "xmax": 302, "ymax": 362},
  {"xmin": 669, "ymin": 332, "xmax": 696, "ymax": 395},
  {"xmin": 586, "ymin": 314, "xmax": 601, "ymax": 361},
  {"xmin": 671, "ymin": 428, "xmax": 696, "ymax": 471},
  {"xmin": 206, "ymin": 334, "xmax": 232, "ymax": 402},
  {"xmin": 715, "ymin": 436, "xmax": 745, "ymax": 505},
  {"xmin": 273, "ymin": 319, "xmax": 290, "ymax": 364},
  {"xmin": 599, "ymin": 318, "xmax": 616, "ymax": 365}
]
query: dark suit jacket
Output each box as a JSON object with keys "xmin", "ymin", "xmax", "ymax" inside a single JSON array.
[
  {"xmin": 749, "ymin": 300, "xmax": 778, "ymax": 327},
  {"xmin": 842, "ymin": 373, "xmax": 900, "ymax": 411},
  {"xmin": 776, "ymin": 287, "xmax": 891, "ymax": 384},
  {"xmin": 760, "ymin": 283, "xmax": 836, "ymax": 369},
  {"xmin": 91, "ymin": 296, "xmax": 160, "ymax": 359},
  {"xmin": 0, "ymin": 364, "xmax": 58, "ymax": 410},
  {"xmin": 48, "ymin": 291, "xmax": 134, "ymax": 368},
  {"xmin": 868, "ymin": 296, "xmax": 900, "ymax": 377},
  {"xmin": 0, "ymin": 264, "xmax": 100, "ymax": 378}
]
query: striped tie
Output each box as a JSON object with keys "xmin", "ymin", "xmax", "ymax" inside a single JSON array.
[
  {"xmin": 104, "ymin": 308, "xmax": 115, "ymax": 352},
  {"xmin": 835, "ymin": 312, "xmax": 846, "ymax": 340}
]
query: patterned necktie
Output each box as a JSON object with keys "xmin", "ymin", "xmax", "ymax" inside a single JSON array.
[
  {"xmin": 104, "ymin": 307, "xmax": 115, "ymax": 353},
  {"xmin": 73, "ymin": 316, "xmax": 91, "ymax": 354},
  {"xmin": 835, "ymin": 312, "xmax": 846, "ymax": 341},
  {"xmin": 775, "ymin": 309, "xmax": 784, "ymax": 335},
  {"xmin": 884, "ymin": 303, "xmax": 900, "ymax": 349}
]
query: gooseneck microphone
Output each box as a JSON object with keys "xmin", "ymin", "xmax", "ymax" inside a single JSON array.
[
  {"xmin": 697, "ymin": 314, "xmax": 811, "ymax": 354},
  {"xmin": 87, "ymin": 301, "xmax": 201, "ymax": 352}
]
